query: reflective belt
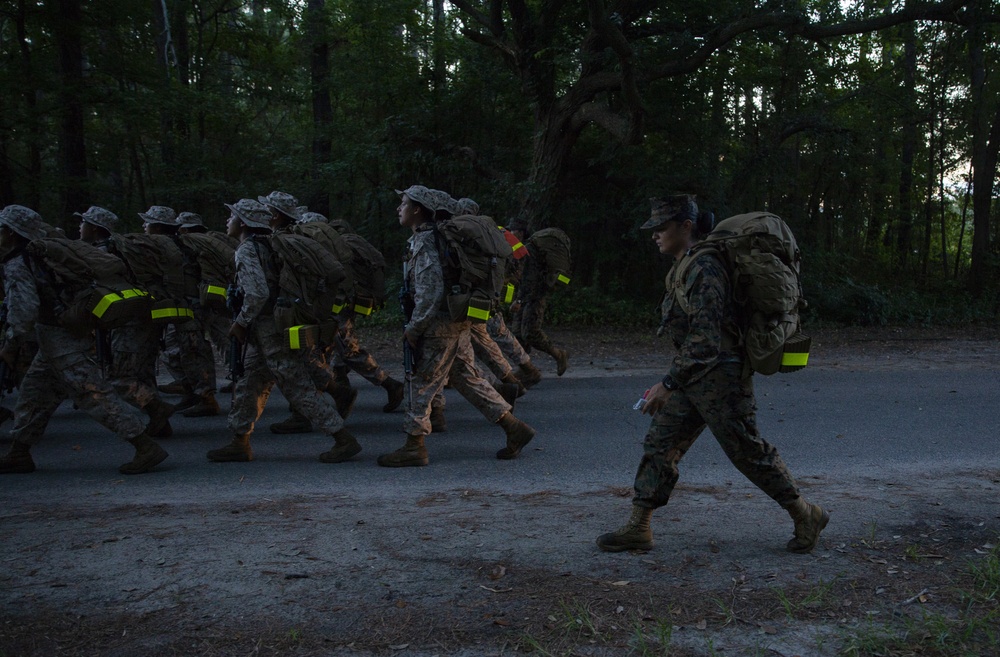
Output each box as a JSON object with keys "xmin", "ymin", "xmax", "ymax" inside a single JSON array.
[
  {"xmin": 467, "ymin": 305, "xmax": 490, "ymax": 321},
  {"xmin": 151, "ymin": 307, "xmax": 195, "ymax": 321},
  {"xmin": 353, "ymin": 302, "xmax": 374, "ymax": 316},
  {"xmin": 557, "ymin": 274, "xmax": 571, "ymax": 285},
  {"xmin": 92, "ymin": 288, "xmax": 148, "ymax": 318},
  {"xmin": 332, "ymin": 303, "xmax": 345, "ymax": 314},
  {"xmin": 781, "ymin": 352, "xmax": 809, "ymax": 368}
]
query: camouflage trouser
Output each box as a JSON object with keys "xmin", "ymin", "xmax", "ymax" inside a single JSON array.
[
  {"xmin": 162, "ymin": 318, "xmax": 217, "ymax": 395},
  {"xmin": 331, "ymin": 314, "xmax": 390, "ymax": 386},
  {"xmin": 488, "ymin": 312, "xmax": 530, "ymax": 367},
  {"xmin": 404, "ymin": 315, "xmax": 511, "ymax": 436},
  {"xmin": 511, "ymin": 295, "xmax": 556, "ymax": 355},
  {"xmin": 633, "ymin": 362, "xmax": 801, "ymax": 511},
  {"xmin": 470, "ymin": 322, "xmax": 513, "ymax": 380},
  {"xmin": 109, "ymin": 321, "xmax": 162, "ymax": 410},
  {"xmin": 228, "ymin": 317, "xmax": 344, "ymax": 436},
  {"xmin": 9, "ymin": 324, "xmax": 146, "ymax": 445}
]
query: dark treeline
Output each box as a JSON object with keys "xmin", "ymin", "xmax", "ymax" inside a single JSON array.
[{"xmin": 2, "ymin": 0, "xmax": 999, "ymax": 325}]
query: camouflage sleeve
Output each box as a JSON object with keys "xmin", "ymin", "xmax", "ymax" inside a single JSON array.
[
  {"xmin": 234, "ymin": 241, "xmax": 270, "ymax": 327},
  {"xmin": 2, "ymin": 255, "xmax": 39, "ymax": 345},
  {"xmin": 667, "ymin": 253, "xmax": 730, "ymax": 386},
  {"xmin": 406, "ymin": 229, "xmax": 444, "ymax": 337}
]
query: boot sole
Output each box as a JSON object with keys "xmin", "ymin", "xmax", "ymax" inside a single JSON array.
[
  {"xmin": 377, "ymin": 455, "xmax": 429, "ymax": 467},
  {"xmin": 787, "ymin": 509, "xmax": 831, "ymax": 554},
  {"xmin": 318, "ymin": 444, "xmax": 362, "ymax": 463},
  {"xmin": 596, "ymin": 539, "xmax": 653, "ymax": 553},
  {"xmin": 119, "ymin": 446, "xmax": 168, "ymax": 475},
  {"xmin": 269, "ymin": 424, "xmax": 314, "ymax": 434}
]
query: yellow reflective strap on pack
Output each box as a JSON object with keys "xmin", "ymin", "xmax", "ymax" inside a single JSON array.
[
  {"xmin": 503, "ymin": 283, "xmax": 515, "ymax": 304},
  {"xmin": 92, "ymin": 292, "xmax": 123, "ymax": 318},
  {"xmin": 206, "ymin": 285, "xmax": 227, "ymax": 299},
  {"xmin": 151, "ymin": 307, "xmax": 194, "ymax": 320},
  {"xmin": 182, "ymin": 308, "xmax": 195, "ymax": 319},
  {"xmin": 467, "ymin": 305, "xmax": 490, "ymax": 321},
  {"xmin": 332, "ymin": 303, "xmax": 345, "ymax": 314},
  {"xmin": 511, "ymin": 240, "xmax": 524, "ymax": 252},
  {"xmin": 120, "ymin": 288, "xmax": 148, "ymax": 299},
  {"xmin": 557, "ymin": 274, "xmax": 571, "ymax": 285},
  {"xmin": 288, "ymin": 325, "xmax": 303, "ymax": 350},
  {"xmin": 353, "ymin": 303, "xmax": 373, "ymax": 316},
  {"xmin": 781, "ymin": 352, "xmax": 809, "ymax": 368}
]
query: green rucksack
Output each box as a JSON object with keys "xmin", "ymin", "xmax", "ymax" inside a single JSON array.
[
  {"xmin": 526, "ymin": 227, "xmax": 572, "ymax": 288},
  {"xmin": 26, "ymin": 238, "xmax": 150, "ymax": 332},
  {"xmin": 339, "ymin": 233, "xmax": 387, "ymax": 315},
  {"xmin": 269, "ymin": 232, "xmax": 350, "ymax": 330},
  {"xmin": 669, "ymin": 212, "xmax": 810, "ymax": 375},
  {"xmin": 110, "ymin": 234, "xmax": 198, "ymax": 324},
  {"xmin": 289, "ymin": 222, "xmax": 356, "ymax": 312},
  {"xmin": 176, "ymin": 233, "xmax": 237, "ymax": 313},
  {"xmin": 435, "ymin": 214, "xmax": 513, "ymax": 323}
]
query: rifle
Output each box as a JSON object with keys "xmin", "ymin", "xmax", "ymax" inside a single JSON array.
[{"xmin": 226, "ymin": 281, "xmax": 247, "ymax": 383}]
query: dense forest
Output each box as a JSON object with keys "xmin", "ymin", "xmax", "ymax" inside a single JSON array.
[{"xmin": 1, "ymin": 0, "xmax": 999, "ymax": 326}]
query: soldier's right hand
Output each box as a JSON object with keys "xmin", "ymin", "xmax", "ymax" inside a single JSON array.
[{"xmin": 229, "ymin": 322, "xmax": 248, "ymax": 345}]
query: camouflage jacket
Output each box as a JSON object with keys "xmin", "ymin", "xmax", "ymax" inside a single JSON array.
[
  {"xmin": 661, "ymin": 250, "xmax": 742, "ymax": 387},
  {"xmin": 233, "ymin": 237, "xmax": 276, "ymax": 327},
  {"xmin": 405, "ymin": 224, "xmax": 445, "ymax": 338},
  {"xmin": 1, "ymin": 248, "xmax": 40, "ymax": 349},
  {"xmin": 516, "ymin": 249, "xmax": 549, "ymax": 301}
]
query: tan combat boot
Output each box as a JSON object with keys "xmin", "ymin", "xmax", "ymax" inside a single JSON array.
[
  {"xmin": 429, "ymin": 407, "xmax": 447, "ymax": 433},
  {"xmin": 270, "ymin": 410, "xmax": 313, "ymax": 434},
  {"xmin": 500, "ymin": 372, "xmax": 526, "ymax": 397},
  {"xmin": 382, "ymin": 377, "xmax": 405, "ymax": 413},
  {"xmin": 596, "ymin": 506, "xmax": 653, "ymax": 552},
  {"xmin": 319, "ymin": 428, "xmax": 362, "ymax": 463},
  {"xmin": 377, "ymin": 434, "xmax": 429, "ymax": 467},
  {"xmin": 182, "ymin": 392, "xmax": 221, "ymax": 418},
  {"xmin": 494, "ymin": 381, "xmax": 520, "ymax": 408},
  {"xmin": 144, "ymin": 397, "xmax": 175, "ymax": 438},
  {"xmin": 785, "ymin": 498, "xmax": 830, "ymax": 553},
  {"xmin": 554, "ymin": 348, "xmax": 570, "ymax": 376},
  {"xmin": 0, "ymin": 440, "xmax": 36, "ymax": 474},
  {"xmin": 495, "ymin": 412, "xmax": 536, "ymax": 460},
  {"xmin": 517, "ymin": 361, "xmax": 542, "ymax": 388},
  {"xmin": 119, "ymin": 433, "xmax": 169, "ymax": 475},
  {"xmin": 157, "ymin": 379, "xmax": 189, "ymax": 395},
  {"xmin": 207, "ymin": 433, "xmax": 253, "ymax": 462}
]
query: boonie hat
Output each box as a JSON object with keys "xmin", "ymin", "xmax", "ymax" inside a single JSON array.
[
  {"xmin": 258, "ymin": 191, "xmax": 301, "ymax": 222},
  {"xmin": 455, "ymin": 197, "xmax": 480, "ymax": 215},
  {"xmin": 226, "ymin": 199, "xmax": 272, "ymax": 230},
  {"xmin": 395, "ymin": 185, "xmax": 453, "ymax": 214},
  {"xmin": 640, "ymin": 194, "xmax": 698, "ymax": 230},
  {"xmin": 139, "ymin": 205, "xmax": 178, "ymax": 226},
  {"xmin": 299, "ymin": 211, "xmax": 327, "ymax": 224},
  {"xmin": 74, "ymin": 206, "xmax": 119, "ymax": 233},
  {"xmin": 177, "ymin": 212, "xmax": 205, "ymax": 229},
  {"xmin": 0, "ymin": 205, "xmax": 46, "ymax": 241}
]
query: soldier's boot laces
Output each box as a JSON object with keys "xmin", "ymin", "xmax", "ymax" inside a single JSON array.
[
  {"xmin": 382, "ymin": 377, "xmax": 405, "ymax": 413},
  {"xmin": 500, "ymin": 372, "xmax": 527, "ymax": 398},
  {"xmin": 182, "ymin": 392, "xmax": 221, "ymax": 418},
  {"xmin": 119, "ymin": 433, "xmax": 168, "ymax": 475},
  {"xmin": 496, "ymin": 412, "xmax": 536, "ymax": 460},
  {"xmin": 319, "ymin": 428, "xmax": 362, "ymax": 463},
  {"xmin": 596, "ymin": 506, "xmax": 654, "ymax": 552},
  {"xmin": 518, "ymin": 361, "xmax": 542, "ymax": 389},
  {"xmin": 554, "ymin": 348, "xmax": 570, "ymax": 377},
  {"xmin": 270, "ymin": 411, "xmax": 313, "ymax": 434},
  {"xmin": 786, "ymin": 498, "xmax": 830, "ymax": 554},
  {"xmin": 0, "ymin": 440, "xmax": 36, "ymax": 474},
  {"xmin": 429, "ymin": 407, "xmax": 447, "ymax": 433},
  {"xmin": 144, "ymin": 398, "xmax": 175, "ymax": 438},
  {"xmin": 377, "ymin": 434, "xmax": 429, "ymax": 468},
  {"xmin": 329, "ymin": 382, "xmax": 358, "ymax": 420},
  {"xmin": 207, "ymin": 434, "xmax": 253, "ymax": 462}
]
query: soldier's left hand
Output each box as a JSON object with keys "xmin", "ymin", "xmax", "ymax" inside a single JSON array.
[
  {"xmin": 641, "ymin": 382, "xmax": 671, "ymax": 416},
  {"xmin": 229, "ymin": 322, "xmax": 248, "ymax": 344}
]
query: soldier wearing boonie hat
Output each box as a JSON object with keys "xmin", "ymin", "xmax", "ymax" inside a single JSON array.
[
  {"xmin": 455, "ymin": 197, "xmax": 480, "ymax": 216},
  {"xmin": 258, "ymin": 191, "xmax": 301, "ymax": 224},
  {"xmin": 395, "ymin": 185, "xmax": 454, "ymax": 216},
  {"xmin": 0, "ymin": 204, "xmax": 169, "ymax": 477},
  {"xmin": 206, "ymin": 196, "xmax": 361, "ymax": 465},
  {"xmin": 298, "ymin": 211, "xmax": 326, "ymax": 224},
  {"xmin": 139, "ymin": 205, "xmax": 177, "ymax": 226},
  {"xmin": 177, "ymin": 212, "xmax": 206, "ymax": 231},
  {"xmin": 75, "ymin": 206, "xmax": 119, "ymax": 234}
]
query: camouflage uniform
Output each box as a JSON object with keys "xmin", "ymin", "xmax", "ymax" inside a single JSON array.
[
  {"xmin": 228, "ymin": 237, "xmax": 346, "ymax": 437},
  {"xmin": 403, "ymin": 225, "xmax": 510, "ymax": 436},
  {"xmin": 2, "ymin": 250, "xmax": 147, "ymax": 445},
  {"xmin": 488, "ymin": 311, "xmax": 530, "ymax": 368},
  {"xmin": 510, "ymin": 250, "xmax": 566, "ymax": 366},
  {"xmin": 632, "ymin": 251, "xmax": 800, "ymax": 510},
  {"xmin": 331, "ymin": 312, "xmax": 393, "ymax": 386}
]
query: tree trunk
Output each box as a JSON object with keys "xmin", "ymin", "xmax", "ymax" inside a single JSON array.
[
  {"xmin": 50, "ymin": 0, "xmax": 89, "ymax": 220},
  {"xmin": 895, "ymin": 22, "xmax": 917, "ymax": 268},
  {"xmin": 307, "ymin": 0, "xmax": 332, "ymax": 217},
  {"xmin": 967, "ymin": 4, "xmax": 998, "ymax": 295}
]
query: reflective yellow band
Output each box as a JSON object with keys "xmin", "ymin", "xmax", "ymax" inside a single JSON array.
[
  {"xmin": 511, "ymin": 240, "xmax": 524, "ymax": 252},
  {"xmin": 332, "ymin": 303, "xmax": 345, "ymax": 314},
  {"xmin": 503, "ymin": 283, "xmax": 515, "ymax": 304},
  {"xmin": 467, "ymin": 305, "xmax": 490, "ymax": 321},
  {"xmin": 120, "ymin": 288, "xmax": 148, "ymax": 299},
  {"xmin": 92, "ymin": 292, "xmax": 123, "ymax": 318},
  {"xmin": 151, "ymin": 307, "xmax": 194, "ymax": 320},
  {"xmin": 557, "ymin": 274, "xmax": 571, "ymax": 285},
  {"xmin": 353, "ymin": 303, "xmax": 373, "ymax": 316},
  {"xmin": 206, "ymin": 285, "xmax": 227, "ymax": 298},
  {"xmin": 781, "ymin": 352, "xmax": 809, "ymax": 367},
  {"xmin": 288, "ymin": 325, "xmax": 304, "ymax": 350}
]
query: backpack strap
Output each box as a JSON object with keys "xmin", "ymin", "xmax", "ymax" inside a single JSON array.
[{"xmin": 664, "ymin": 246, "xmax": 741, "ymax": 352}]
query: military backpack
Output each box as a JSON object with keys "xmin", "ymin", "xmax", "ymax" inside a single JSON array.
[
  {"xmin": 669, "ymin": 211, "xmax": 810, "ymax": 375},
  {"xmin": 525, "ymin": 227, "xmax": 572, "ymax": 288},
  {"xmin": 268, "ymin": 232, "xmax": 350, "ymax": 332},
  {"xmin": 176, "ymin": 233, "xmax": 237, "ymax": 313},
  {"xmin": 110, "ymin": 234, "xmax": 198, "ymax": 324},
  {"xmin": 434, "ymin": 214, "xmax": 513, "ymax": 323}
]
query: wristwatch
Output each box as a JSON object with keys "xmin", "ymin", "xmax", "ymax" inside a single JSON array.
[{"xmin": 661, "ymin": 374, "xmax": 679, "ymax": 391}]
